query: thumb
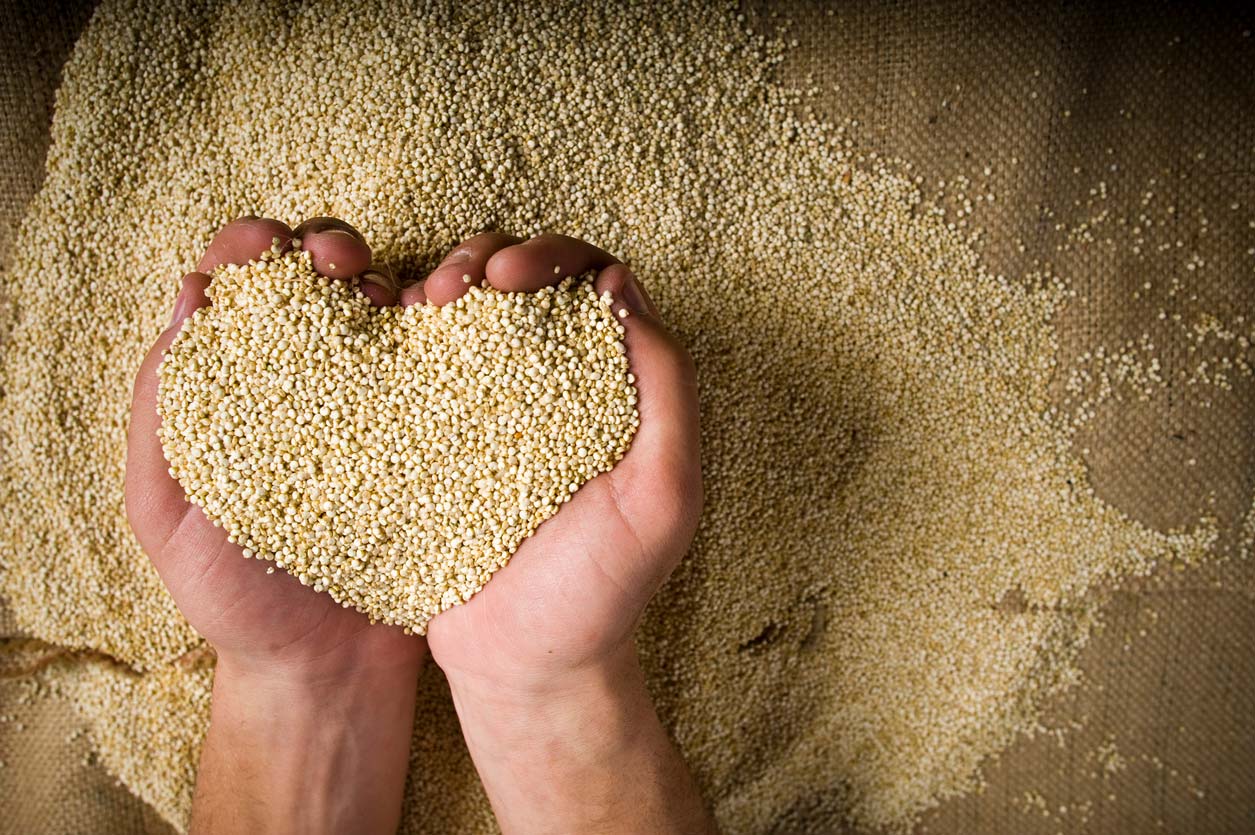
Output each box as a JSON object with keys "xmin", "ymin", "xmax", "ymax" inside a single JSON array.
[
  {"xmin": 125, "ymin": 272, "xmax": 212, "ymax": 561},
  {"xmin": 593, "ymin": 265, "xmax": 701, "ymax": 502}
]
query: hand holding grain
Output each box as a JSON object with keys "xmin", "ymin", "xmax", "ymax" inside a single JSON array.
[
  {"xmin": 127, "ymin": 217, "xmax": 422, "ymax": 835},
  {"xmin": 126, "ymin": 217, "xmax": 711, "ymax": 834},
  {"xmin": 128, "ymin": 216, "xmax": 422, "ymax": 682},
  {"xmin": 414, "ymin": 232, "xmax": 712, "ymax": 835}
]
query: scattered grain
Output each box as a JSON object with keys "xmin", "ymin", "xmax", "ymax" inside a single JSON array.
[{"xmin": 0, "ymin": 1, "xmax": 1230, "ymax": 833}]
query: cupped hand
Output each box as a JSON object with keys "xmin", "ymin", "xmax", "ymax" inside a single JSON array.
[
  {"xmin": 126, "ymin": 216, "xmax": 424, "ymax": 682},
  {"xmin": 128, "ymin": 222, "xmax": 701, "ymax": 694},
  {"xmin": 129, "ymin": 220, "xmax": 705, "ymax": 834},
  {"xmin": 417, "ymin": 234, "xmax": 710, "ymax": 834},
  {"xmin": 418, "ymin": 233, "xmax": 703, "ymax": 696}
]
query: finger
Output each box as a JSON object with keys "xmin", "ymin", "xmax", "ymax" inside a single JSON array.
[
  {"xmin": 357, "ymin": 262, "xmax": 399, "ymax": 306},
  {"xmin": 292, "ymin": 218, "xmax": 392, "ymax": 303},
  {"xmin": 124, "ymin": 273, "xmax": 212, "ymax": 561},
  {"xmin": 594, "ymin": 265, "xmax": 699, "ymax": 491},
  {"xmin": 169, "ymin": 271, "xmax": 212, "ymax": 326},
  {"xmin": 291, "ymin": 216, "xmax": 367, "ymax": 243},
  {"xmin": 485, "ymin": 234, "xmax": 619, "ymax": 293},
  {"xmin": 197, "ymin": 217, "xmax": 294, "ymax": 273},
  {"xmin": 423, "ymin": 232, "xmax": 522, "ymax": 306},
  {"xmin": 399, "ymin": 280, "xmax": 428, "ymax": 307},
  {"xmin": 298, "ymin": 226, "xmax": 374, "ymax": 282}
]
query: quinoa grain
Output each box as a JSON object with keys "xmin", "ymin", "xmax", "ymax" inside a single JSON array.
[
  {"xmin": 157, "ymin": 248, "xmax": 637, "ymax": 632},
  {"xmin": 0, "ymin": 1, "xmax": 1223, "ymax": 832}
]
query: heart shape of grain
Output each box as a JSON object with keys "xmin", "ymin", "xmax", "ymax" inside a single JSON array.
[{"xmin": 157, "ymin": 247, "xmax": 638, "ymax": 633}]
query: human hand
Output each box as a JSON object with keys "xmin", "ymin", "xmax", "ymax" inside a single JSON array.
[
  {"xmin": 415, "ymin": 232, "xmax": 702, "ymax": 693},
  {"xmin": 130, "ymin": 223, "xmax": 699, "ymax": 687},
  {"xmin": 126, "ymin": 216, "xmax": 423, "ymax": 835},
  {"xmin": 127, "ymin": 216, "xmax": 425, "ymax": 683},
  {"xmin": 127, "ymin": 223, "xmax": 708, "ymax": 834},
  {"xmin": 413, "ymin": 233, "xmax": 710, "ymax": 834}
]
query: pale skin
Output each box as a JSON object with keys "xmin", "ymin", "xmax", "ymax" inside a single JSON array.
[{"xmin": 125, "ymin": 216, "xmax": 713, "ymax": 834}]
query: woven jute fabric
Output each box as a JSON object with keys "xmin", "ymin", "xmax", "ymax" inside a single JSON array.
[
  {"xmin": 2, "ymin": 2, "xmax": 1252, "ymax": 833},
  {"xmin": 762, "ymin": 4, "xmax": 1255, "ymax": 832}
]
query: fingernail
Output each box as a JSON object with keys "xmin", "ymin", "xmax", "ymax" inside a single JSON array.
[
  {"xmin": 440, "ymin": 249, "xmax": 473, "ymax": 267},
  {"xmin": 301, "ymin": 218, "xmax": 361, "ymax": 239},
  {"xmin": 620, "ymin": 272, "xmax": 652, "ymax": 316},
  {"xmin": 320, "ymin": 228, "xmax": 359, "ymax": 243},
  {"xmin": 360, "ymin": 270, "xmax": 397, "ymax": 293}
]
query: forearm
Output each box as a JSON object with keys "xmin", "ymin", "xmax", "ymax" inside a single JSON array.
[
  {"xmin": 446, "ymin": 641, "xmax": 716, "ymax": 835},
  {"xmin": 191, "ymin": 654, "xmax": 421, "ymax": 835}
]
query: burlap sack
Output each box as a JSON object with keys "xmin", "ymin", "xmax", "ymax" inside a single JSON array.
[{"xmin": 2, "ymin": 1, "xmax": 1251, "ymax": 833}]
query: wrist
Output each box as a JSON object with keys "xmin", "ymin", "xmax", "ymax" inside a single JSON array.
[
  {"xmin": 446, "ymin": 641, "xmax": 712, "ymax": 834},
  {"xmin": 443, "ymin": 637, "xmax": 639, "ymax": 712},
  {"xmin": 194, "ymin": 649, "xmax": 422, "ymax": 835},
  {"xmin": 442, "ymin": 640, "xmax": 657, "ymax": 789},
  {"xmin": 213, "ymin": 624, "xmax": 426, "ymax": 691},
  {"xmin": 213, "ymin": 645, "xmax": 423, "ymax": 705}
]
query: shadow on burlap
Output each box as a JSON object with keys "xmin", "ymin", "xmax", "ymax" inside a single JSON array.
[{"xmin": 1, "ymin": 1, "xmax": 1252, "ymax": 833}]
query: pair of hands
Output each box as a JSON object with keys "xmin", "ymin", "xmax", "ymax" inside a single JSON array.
[{"xmin": 125, "ymin": 217, "xmax": 708, "ymax": 834}]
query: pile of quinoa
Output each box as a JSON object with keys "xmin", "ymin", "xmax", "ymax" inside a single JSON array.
[
  {"xmin": 0, "ymin": 1, "xmax": 1222, "ymax": 832},
  {"xmin": 158, "ymin": 245, "xmax": 637, "ymax": 630}
]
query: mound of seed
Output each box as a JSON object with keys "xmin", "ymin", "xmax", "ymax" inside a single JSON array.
[
  {"xmin": 158, "ymin": 246, "xmax": 637, "ymax": 631},
  {"xmin": 0, "ymin": 1, "xmax": 1231, "ymax": 833}
]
